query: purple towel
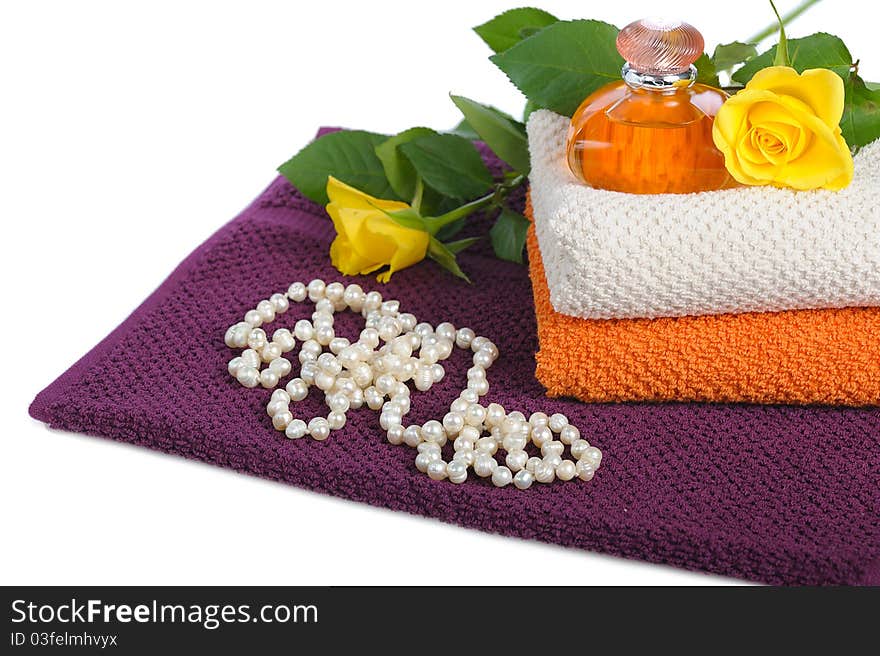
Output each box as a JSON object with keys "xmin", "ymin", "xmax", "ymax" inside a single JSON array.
[{"xmin": 30, "ymin": 132, "xmax": 880, "ymax": 585}]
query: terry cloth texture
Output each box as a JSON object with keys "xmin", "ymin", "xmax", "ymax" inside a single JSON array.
[
  {"xmin": 526, "ymin": 197, "xmax": 880, "ymax": 406},
  {"xmin": 30, "ymin": 131, "xmax": 880, "ymax": 585},
  {"xmin": 527, "ymin": 110, "xmax": 880, "ymax": 320}
]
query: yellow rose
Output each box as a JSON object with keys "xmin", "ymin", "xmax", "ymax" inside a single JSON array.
[
  {"xmin": 325, "ymin": 176, "xmax": 429, "ymax": 283},
  {"xmin": 712, "ymin": 66, "xmax": 854, "ymax": 191}
]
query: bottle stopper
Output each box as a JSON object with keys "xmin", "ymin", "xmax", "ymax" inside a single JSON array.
[{"xmin": 616, "ymin": 18, "xmax": 704, "ymax": 76}]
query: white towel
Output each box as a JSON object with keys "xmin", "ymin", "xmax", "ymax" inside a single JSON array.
[{"xmin": 527, "ymin": 109, "xmax": 880, "ymax": 320}]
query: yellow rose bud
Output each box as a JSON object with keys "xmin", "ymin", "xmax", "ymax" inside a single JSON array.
[
  {"xmin": 712, "ymin": 66, "xmax": 854, "ymax": 191},
  {"xmin": 325, "ymin": 176, "xmax": 429, "ymax": 283}
]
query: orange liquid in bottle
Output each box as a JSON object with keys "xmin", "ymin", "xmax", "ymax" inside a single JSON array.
[
  {"xmin": 565, "ymin": 18, "xmax": 738, "ymax": 194},
  {"xmin": 566, "ymin": 81, "xmax": 734, "ymax": 194}
]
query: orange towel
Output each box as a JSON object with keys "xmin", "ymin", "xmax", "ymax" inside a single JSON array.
[{"xmin": 526, "ymin": 197, "xmax": 880, "ymax": 405}]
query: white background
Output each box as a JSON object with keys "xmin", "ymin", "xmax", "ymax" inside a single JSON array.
[{"xmin": 2, "ymin": 0, "xmax": 876, "ymax": 586}]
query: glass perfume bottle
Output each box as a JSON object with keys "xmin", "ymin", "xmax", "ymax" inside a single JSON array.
[{"xmin": 566, "ymin": 18, "xmax": 734, "ymax": 194}]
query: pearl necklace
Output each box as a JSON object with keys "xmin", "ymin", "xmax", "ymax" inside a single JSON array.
[{"xmin": 224, "ymin": 279, "xmax": 602, "ymax": 489}]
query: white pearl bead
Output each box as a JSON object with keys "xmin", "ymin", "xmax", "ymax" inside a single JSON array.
[
  {"xmin": 507, "ymin": 411, "xmax": 526, "ymax": 422},
  {"xmin": 415, "ymin": 452, "xmax": 435, "ymax": 473},
  {"xmin": 285, "ymin": 419, "xmax": 308, "ymax": 439},
  {"xmin": 570, "ymin": 439, "xmax": 591, "ymax": 460},
  {"xmin": 470, "ymin": 336, "xmax": 489, "ymax": 351},
  {"xmin": 363, "ymin": 291, "xmax": 383, "ymax": 312},
  {"xmin": 505, "ymin": 450, "xmax": 528, "ymax": 472},
  {"xmin": 475, "ymin": 436, "xmax": 498, "ymax": 454},
  {"xmin": 316, "ymin": 352, "xmax": 341, "ymax": 375},
  {"xmin": 269, "ymin": 357, "xmax": 291, "ymax": 377},
  {"xmin": 420, "ymin": 420, "xmax": 446, "ymax": 444},
  {"xmin": 459, "ymin": 389, "xmax": 479, "ymax": 403},
  {"xmin": 272, "ymin": 328, "xmax": 296, "ymax": 352},
  {"xmin": 247, "ymin": 328, "xmax": 267, "ymax": 351},
  {"xmin": 379, "ymin": 411, "xmax": 402, "ymax": 431},
  {"xmin": 447, "ymin": 460, "xmax": 468, "ymax": 484},
  {"xmin": 270, "ymin": 388, "xmax": 291, "ymax": 404},
  {"xmin": 466, "ymin": 366, "xmax": 486, "ymax": 381},
  {"xmin": 261, "ymin": 343, "xmax": 282, "ymax": 363},
  {"xmin": 351, "ymin": 362, "xmax": 373, "ymax": 388},
  {"xmin": 285, "ymin": 378, "xmax": 309, "ymax": 402},
  {"xmin": 453, "ymin": 435, "xmax": 475, "ymax": 452},
  {"xmin": 308, "ymin": 417, "xmax": 331, "ymax": 441},
  {"xmin": 576, "ymin": 460, "xmax": 595, "ymax": 482},
  {"xmin": 324, "ymin": 281, "xmax": 345, "ymax": 303},
  {"xmin": 452, "ymin": 448, "xmax": 475, "ymax": 466},
  {"xmin": 417, "ymin": 442, "xmax": 440, "ymax": 455},
  {"xmin": 227, "ymin": 357, "xmax": 245, "ymax": 377},
  {"xmin": 329, "ymin": 337, "xmax": 350, "ymax": 354},
  {"xmin": 442, "ymin": 412, "xmax": 465, "ymax": 436},
  {"xmin": 386, "ymin": 425, "xmax": 405, "ymax": 445},
  {"xmin": 294, "ymin": 319, "xmax": 315, "ymax": 341},
  {"xmin": 581, "ymin": 447, "xmax": 603, "ymax": 468},
  {"xmin": 327, "ymin": 411, "xmax": 346, "ymax": 430},
  {"xmin": 435, "ymin": 322, "xmax": 456, "ymax": 341},
  {"xmin": 403, "ymin": 425, "xmax": 423, "ymax": 447},
  {"xmin": 343, "ymin": 284, "xmax": 365, "ymax": 311},
  {"xmin": 559, "ymin": 424, "xmax": 580, "ymax": 445},
  {"xmin": 430, "ymin": 363, "xmax": 445, "ymax": 383},
  {"xmin": 528, "ymin": 412, "xmax": 549, "ymax": 428},
  {"xmin": 315, "ymin": 325, "xmax": 335, "ymax": 346},
  {"xmin": 531, "ymin": 425, "xmax": 553, "ymax": 447},
  {"xmin": 465, "ymin": 403, "xmax": 486, "ymax": 426},
  {"xmin": 224, "ymin": 323, "xmax": 249, "ymax": 348},
  {"xmin": 256, "ymin": 300, "xmax": 276, "ymax": 323},
  {"xmin": 492, "ymin": 466, "xmax": 513, "ymax": 487},
  {"xmin": 556, "ymin": 460, "xmax": 577, "ymax": 481},
  {"xmin": 270, "ymin": 293, "xmax": 289, "ymax": 313},
  {"xmin": 427, "ymin": 460, "xmax": 448, "ymax": 481},
  {"xmin": 398, "ymin": 313, "xmax": 417, "ymax": 331},
  {"xmin": 543, "ymin": 453, "xmax": 562, "ymax": 468},
  {"xmin": 526, "ymin": 456, "xmax": 542, "ymax": 473},
  {"xmin": 541, "ymin": 441, "xmax": 564, "ymax": 458},
  {"xmin": 375, "ymin": 373, "xmax": 396, "ymax": 395},
  {"xmin": 380, "ymin": 299, "xmax": 400, "ymax": 314},
  {"xmin": 359, "ymin": 328, "xmax": 380, "ymax": 349},
  {"xmin": 474, "ymin": 454, "xmax": 497, "ymax": 477},
  {"xmin": 307, "ymin": 279, "xmax": 326, "ymax": 301},
  {"xmin": 287, "ymin": 282, "xmax": 307, "ymax": 302},
  {"xmin": 236, "ymin": 366, "xmax": 260, "ymax": 388},
  {"xmin": 485, "ymin": 403, "xmax": 506, "ymax": 427},
  {"xmin": 414, "ymin": 366, "xmax": 433, "ymax": 392},
  {"xmin": 513, "ymin": 470, "xmax": 534, "ymax": 490},
  {"xmin": 300, "ymin": 361, "xmax": 317, "ymax": 385},
  {"xmin": 244, "ymin": 310, "xmax": 263, "ymax": 327},
  {"xmin": 455, "ymin": 327, "xmax": 475, "ymax": 349},
  {"xmin": 272, "ymin": 410, "xmax": 293, "ymax": 430},
  {"xmin": 314, "ymin": 371, "xmax": 336, "ymax": 391},
  {"xmin": 548, "ymin": 413, "xmax": 569, "ymax": 433},
  {"xmin": 365, "ymin": 388, "xmax": 384, "ymax": 411},
  {"xmin": 473, "ymin": 350, "xmax": 493, "ymax": 369},
  {"xmin": 260, "ymin": 369, "xmax": 280, "ymax": 389},
  {"xmin": 450, "ymin": 398, "xmax": 469, "ymax": 414},
  {"xmin": 459, "ymin": 425, "xmax": 480, "ymax": 442},
  {"xmin": 266, "ymin": 399, "xmax": 288, "ymax": 417},
  {"xmin": 502, "ymin": 435, "xmax": 527, "ymax": 452},
  {"xmin": 534, "ymin": 461, "xmax": 556, "ymax": 484},
  {"xmin": 327, "ymin": 393, "xmax": 350, "ymax": 413},
  {"xmin": 349, "ymin": 387, "xmax": 364, "ymax": 410}
]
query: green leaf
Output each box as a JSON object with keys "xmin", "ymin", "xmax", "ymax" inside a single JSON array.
[
  {"xmin": 450, "ymin": 95, "xmax": 530, "ymax": 174},
  {"xmin": 712, "ymin": 41, "xmax": 758, "ymax": 72},
  {"xmin": 523, "ymin": 99, "xmax": 540, "ymax": 123},
  {"xmin": 399, "ymin": 133, "xmax": 493, "ymax": 201},
  {"xmin": 489, "ymin": 208, "xmax": 530, "ymax": 264},
  {"xmin": 375, "ymin": 206, "xmax": 427, "ymax": 232},
  {"xmin": 695, "ymin": 54, "xmax": 719, "ymax": 87},
  {"xmin": 490, "ymin": 20, "xmax": 622, "ymax": 117},
  {"xmin": 769, "ymin": 0, "xmax": 790, "ymax": 67},
  {"xmin": 474, "ymin": 7, "xmax": 558, "ymax": 53},
  {"xmin": 867, "ymin": 82, "xmax": 880, "ymax": 91},
  {"xmin": 374, "ymin": 127, "xmax": 437, "ymax": 201},
  {"xmin": 732, "ymin": 32, "xmax": 852, "ymax": 85},
  {"xmin": 448, "ymin": 119, "xmax": 480, "ymax": 141},
  {"xmin": 427, "ymin": 236, "xmax": 471, "ymax": 282},
  {"xmin": 444, "ymin": 237, "xmax": 481, "ymax": 254},
  {"xmin": 842, "ymin": 75, "xmax": 880, "ymax": 148},
  {"xmin": 278, "ymin": 130, "xmax": 394, "ymax": 206}
]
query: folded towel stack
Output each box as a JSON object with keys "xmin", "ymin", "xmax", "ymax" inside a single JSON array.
[{"xmin": 526, "ymin": 110, "xmax": 880, "ymax": 405}]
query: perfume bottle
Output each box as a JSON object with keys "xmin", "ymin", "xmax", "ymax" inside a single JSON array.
[{"xmin": 566, "ymin": 18, "xmax": 734, "ymax": 194}]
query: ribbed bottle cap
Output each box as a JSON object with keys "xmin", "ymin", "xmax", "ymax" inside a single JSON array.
[{"xmin": 616, "ymin": 18, "xmax": 704, "ymax": 75}]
